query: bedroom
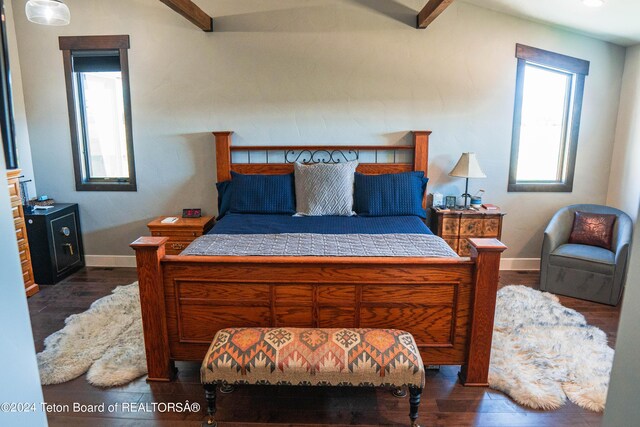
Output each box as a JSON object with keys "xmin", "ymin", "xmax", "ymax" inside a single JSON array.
[{"xmin": 0, "ymin": 0, "xmax": 639, "ymax": 426}]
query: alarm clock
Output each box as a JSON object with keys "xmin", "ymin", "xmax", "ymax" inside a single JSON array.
[{"xmin": 182, "ymin": 208, "xmax": 202, "ymax": 218}]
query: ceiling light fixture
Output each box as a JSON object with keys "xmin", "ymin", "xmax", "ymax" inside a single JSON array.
[
  {"xmin": 25, "ymin": 0, "xmax": 70, "ymax": 26},
  {"xmin": 582, "ymin": 0, "xmax": 605, "ymax": 7}
]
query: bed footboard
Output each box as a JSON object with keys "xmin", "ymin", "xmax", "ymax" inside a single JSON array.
[{"xmin": 131, "ymin": 237, "xmax": 506, "ymax": 386}]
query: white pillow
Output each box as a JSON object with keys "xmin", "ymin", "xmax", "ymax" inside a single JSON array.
[{"xmin": 294, "ymin": 161, "xmax": 358, "ymax": 216}]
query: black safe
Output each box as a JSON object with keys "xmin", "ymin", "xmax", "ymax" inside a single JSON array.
[{"xmin": 25, "ymin": 203, "xmax": 85, "ymax": 285}]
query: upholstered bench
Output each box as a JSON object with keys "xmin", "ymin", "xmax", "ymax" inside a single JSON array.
[{"xmin": 201, "ymin": 327, "xmax": 425, "ymax": 426}]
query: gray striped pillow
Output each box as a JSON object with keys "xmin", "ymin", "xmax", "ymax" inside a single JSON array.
[{"xmin": 294, "ymin": 161, "xmax": 358, "ymax": 216}]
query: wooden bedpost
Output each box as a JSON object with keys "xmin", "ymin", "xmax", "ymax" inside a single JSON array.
[
  {"xmin": 413, "ymin": 130, "xmax": 431, "ymax": 209},
  {"xmin": 412, "ymin": 131, "xmax": 431, "ymax": 175},
  {"xmin": 460, "ymin": 238, "xmax": 507, "ymax": 386},
  {"xmin": 213, "ymin": 131, "xmax": 233, "ymax": 182},
  {"xmin": 130, "ymin": 236, "xmax": 175, "ymax": 382}
]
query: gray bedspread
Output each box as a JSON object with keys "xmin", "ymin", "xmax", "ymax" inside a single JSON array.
[{"xmin": 182, "ymin": 233, "xmax": 459, "ymax": 258}]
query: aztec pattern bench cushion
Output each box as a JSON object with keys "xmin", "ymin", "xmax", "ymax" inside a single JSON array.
[{"xmin": 201, "ymin": 328, "xmax": 425, "ymax": 388}]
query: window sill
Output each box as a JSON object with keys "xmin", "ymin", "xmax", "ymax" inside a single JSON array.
[
  {"xmin": 75, "ymin": 182, "xmax": 137, "ymax": 192},
  {"xmin": 508, "ymin": 182, "xmax": 573, "ymax": 193}
]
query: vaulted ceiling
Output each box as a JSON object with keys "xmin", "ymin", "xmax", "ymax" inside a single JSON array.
[
  {"xmin": 462, "ymin": 0, "xmax": 640, "ymax": 47},
  {"xmin": 158, "ymin": 0, "xmax": 640, "ymax": 47},
  {"xmin": 158, "ymin": 0, "xmax": 453, "ymax": 32}
]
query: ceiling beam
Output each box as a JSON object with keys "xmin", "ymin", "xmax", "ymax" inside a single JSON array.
[
  {"xmin": 417, "ymin": 0, "xmax": 454, "ymax": 29},
  {"xmin": 159, "ymin": 0, "xmax": 213, "ymax": 32}
]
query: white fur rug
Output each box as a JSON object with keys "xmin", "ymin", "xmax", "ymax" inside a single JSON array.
[
  {"xmin": 37, "ymin": 283, "xmax": 147, "ymax": 387},
  {"xmin": 489, "ymin": 285, "xmax": 614, "ymax": 412},
  {"xmin": 38, "ymin": 282, "xmax": 613, "ymax": 412}
]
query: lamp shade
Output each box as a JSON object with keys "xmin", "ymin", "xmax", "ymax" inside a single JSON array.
[
  {"xmin": 26, "ymin": 0, "xmax": 70, "ymax": 26},
  {"xmin": 449, "ymin": 152, "xmax": 486, "ymax": 179}
]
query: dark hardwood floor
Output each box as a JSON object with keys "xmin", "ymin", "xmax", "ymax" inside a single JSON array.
[{"xmin": 28, "ymin": 268, "xmax": 620, "ymax": 427}]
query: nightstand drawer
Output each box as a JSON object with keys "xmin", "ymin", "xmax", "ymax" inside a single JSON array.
[
  {"xmin": 151, "ymin": 230, "xmax": 201, "ymax": 238},
  {"xmin": 460, "ymin": 218, "xmax": 483, "ymax": 237},
  {"xmin": 482, "ymin": 217, "xmax": 501, "ymax": 237},
  {"xmin": 23, "ymin": 266, "xmax": 34, "ymax": 287},
  {"xmin": 459, "ymin": 239, "xmax": 472, "ymax": 257},
  {"xmin": 16, "ymin": 221, "xmax": 28, "ymax": 245},
  {"xmin": 441, "ymin": 217, "xmax": 460, "ymax": 236},
  {"xmin": 8, "ymin": 178, "xmax": 20, "ymax": 205},
  {"xmin": 18, "ymin": 241, "xmax": 31, "ymax": 266},
  {"xmin": 11, "ymin": 204, "xmax": 23, "ymax": 221}
]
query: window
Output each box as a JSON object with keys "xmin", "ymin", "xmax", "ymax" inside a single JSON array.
[
  {"xmin": 59, "ymin": 35, "xmax": 136, "ymax": 191},
  {"xmin": 508, "ymin": 44, "xmax": 589, "ymax": 192}
]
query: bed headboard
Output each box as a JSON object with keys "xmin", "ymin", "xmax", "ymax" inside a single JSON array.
[{"xmin": 213, "ymin": 131, "xmax": 431, "ymax": 183}]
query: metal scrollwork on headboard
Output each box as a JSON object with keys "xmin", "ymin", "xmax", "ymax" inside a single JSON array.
[
  {"xmin": 284, "ymin": 149, "xmax": 359, "ymax": 164},
  {"xmin": 214, "ymin": 130, "xmax": 430, "ymax": 183}
]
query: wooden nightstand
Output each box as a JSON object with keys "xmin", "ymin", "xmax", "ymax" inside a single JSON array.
[
  {"xmin": 430, "ymin": 208, "xmax": 506, "ymax": 257},
  {"xmin": 147, "ymin": 216, "xmax": 215, "ymax": 255}
]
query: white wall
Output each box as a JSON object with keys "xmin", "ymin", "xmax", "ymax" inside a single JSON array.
[
  {"xmin": 0, "ymin": 9, "xmax": 46, "ymax": 425},
  {"xmin": 11, "ymin": 0, "xmax": 626, "ymax": 257},
  {"xmin": 0, "ymin": 2, "xmax": 46, "ymax": 425},
  {"xmin": 602, "ymin": 200, "xmax": 640, "ymax": 426},
  {"xmin": 0, "ymin": 169, "xmax": 46, "ymax": 427},
  {"xmin": 607, "ymin": 45, "xmax": 640, "ymax": 221},
  {"xmin": 602, "ymin": 44, "xmax": 640, "ymax": 425},
  {"xmin": 0, "ymin": 169, "xmax": 47, "ymax": 427}
]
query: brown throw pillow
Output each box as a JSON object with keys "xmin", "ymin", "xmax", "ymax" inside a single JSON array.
[{"xmin": 569, "ymin": 211, "xmax": 617, "ymax": 250}]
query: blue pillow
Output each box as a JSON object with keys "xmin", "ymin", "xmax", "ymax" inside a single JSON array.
[
  {"xmin": 228, "ymin": 171, "xmax": 296, "ymax": 215},
  {"xmin": 354, "ymin": 171, "xmax": 428, "ymax": 218},
  {"xmin": 216, "ymin": 180, "xmax": 232, "ymax": 219}
]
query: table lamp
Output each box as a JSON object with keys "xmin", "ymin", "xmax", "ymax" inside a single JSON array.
[{"xmin": 449, "ymin": 153, "xmax": 486, "ymax": 208}]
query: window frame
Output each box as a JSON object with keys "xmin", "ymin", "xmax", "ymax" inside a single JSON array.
[
  {"xmin": 508, "ymin": 44, "xmax": 590, "ymax": 193},
  {"xmin": 59, "ymin": 35, "xmax": 136, "ymax": 192}
]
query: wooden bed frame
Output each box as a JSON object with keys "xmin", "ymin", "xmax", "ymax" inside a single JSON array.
[{"xmin": 131, "ymin": 131, "xmax": 506, "ymax": 386}]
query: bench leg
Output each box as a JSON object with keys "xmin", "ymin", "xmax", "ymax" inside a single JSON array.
[
  {"xmin": 204, "ymin": 384, "xmax": 217, "ymax": 426},
  {"xmin": 409, "ymin": 386, "xmax": 422, "ymax": 427}
]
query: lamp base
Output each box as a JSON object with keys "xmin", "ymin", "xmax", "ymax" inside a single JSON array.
[{"xmin": 461, "ymin": 178, "xmax": 471, "ymax": 208}]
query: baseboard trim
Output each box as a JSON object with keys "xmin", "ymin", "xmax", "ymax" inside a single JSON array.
[
  {"xmin": 500, "ymin": 258, "xmax": 540, "ymax": 271},
  {"xmin": 86, "ymin": 255, "xmax": 540, "ymax": 271},
  {"xmin": 85, "ymin": 255, "xmax": 137, "ymax": 268}
]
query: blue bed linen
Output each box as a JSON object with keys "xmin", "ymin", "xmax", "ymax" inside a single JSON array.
[{"xmin": 208, "ymin": 213, "xmax": 433, "ymax": 235}]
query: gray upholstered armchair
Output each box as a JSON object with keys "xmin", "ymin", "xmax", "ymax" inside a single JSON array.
[{"xmin": 540, "ymin": 204, "xmax": 633, "ymax": 306}]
